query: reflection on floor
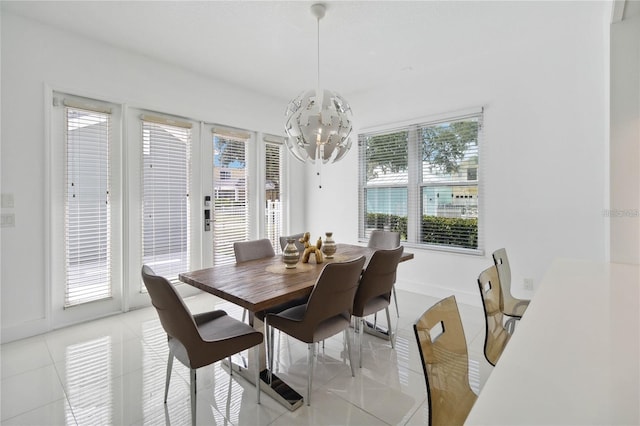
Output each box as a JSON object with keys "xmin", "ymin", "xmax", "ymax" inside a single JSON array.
[{"xmin": 1, "ymin": 289, "xmax": 493, "ymax": 425}]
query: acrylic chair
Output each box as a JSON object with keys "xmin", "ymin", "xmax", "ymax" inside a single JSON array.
[
  {"xmin": 264, "ymin": 256, "xmax": 366, "ymax": 405},
  {"xmin": 477, "ymin": 265, "xmax": 511, "ymax": 366},
  {"xmin": 141, "ymin": 265, "xmax": 263, "ymax": 426},
  {"xmin": 492, "ymin": 248, "xmax": 529, "ymax": 333},
  {"xmin": 367, "ymin": 229, "xmax": 401, "ymax": 317},
  {"xmin": 279, "ymin": 232, "xmax": 305, "ymax": 254},
  {"xmin": 352, "ymin": 246, "xmax": 404, "ymax": 367},
  {"xmin": 413, "ymin": 295, "xmax": 477, "ymax": 426}
]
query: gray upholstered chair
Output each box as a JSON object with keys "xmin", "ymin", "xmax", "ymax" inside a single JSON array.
[
  {"xmin": 414, "ymin": 295, "xmax": 477, "ymax": 426},
  {"xmin": 492, "ymin": 248, "xmax": 529, "ymax": 333},
  {"xmin": 264, "ymin": 256, "xmax": 366, "ymax": 405},
  {"xmin": 233, "ymin": 239, "xmax": 276, "ymax": 322},
  {"xmin": 279, "ymin": 232, "xmax": 305, "ymax": 254},
  {"xmin": 477, "ymin": 265, "xmax": 511, "ymax": 366},
  {"xmin": 141, "ymin": 265, "xmax": 263, "ymax": 426},
  {"xmin": 367, "ymin": 230, "xmax": 401, "ymax": 317},
  {"xmin": 352, "ymin": 246, "xmax": 404, "ymax": 367},
  {"xmin": 233, "ymin": 238, "xmax": 276, "ymax": 263}
]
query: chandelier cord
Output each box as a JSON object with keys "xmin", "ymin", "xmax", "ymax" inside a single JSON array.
[{"xmin": 316, "ymin": 14, "xmax": 321, "ymax": 91}]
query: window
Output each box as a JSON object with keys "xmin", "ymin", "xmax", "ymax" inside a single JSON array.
[
  {"xmin": 212, "ymin": 129, "xmax": 249, "ymax": 265},
  {"xmin": 359, "ymin": 109, "xmax": 482, "ymax": 253},
  {"xmin": 264, "ymin": 135, "xmax": 283, "ymax": 253},
  {"xmin": 64, "ymin": 103, "xmax": 112, "ymax": 307},
  {"xmin": 141, "ymin": 115, "xmax": 192, "ymax": 281}
]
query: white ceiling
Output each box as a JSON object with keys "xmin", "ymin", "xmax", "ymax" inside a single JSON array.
[{"xmin": 1, "ymin": 1, "xmax": 616, "ymax": 102}]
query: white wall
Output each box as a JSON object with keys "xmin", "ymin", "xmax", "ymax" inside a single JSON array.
[
  {"xmin": 610, "ymin": 4, "xmax": 640, "ymax": 265},
  {"xmin": 306, "ymin": 2, "xmax": 610, "ymax": 306},
  {"xmin": 0, "ymin": 12, "xmax": 306, "ymax": 341},
  {"xmin": 0, "ymin": 2, "xmax": 620, "ymax": 340}
]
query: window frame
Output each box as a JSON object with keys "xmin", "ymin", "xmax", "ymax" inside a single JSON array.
[{"xmin": 358, "ymin": 108, "xmax": 483, "ymax": 255}]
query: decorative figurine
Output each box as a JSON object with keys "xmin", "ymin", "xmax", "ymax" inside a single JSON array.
[{"xmin": 300, "ymin": 232, "xmax": 324, "ymax": 264}]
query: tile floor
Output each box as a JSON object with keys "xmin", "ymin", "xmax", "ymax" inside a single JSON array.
[{"xmin": 1, "ymin": 289, "xmax": 494, "ymax": 425}]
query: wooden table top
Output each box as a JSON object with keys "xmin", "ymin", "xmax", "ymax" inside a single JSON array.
[{"xmin": 179, "ymin": 243, "xmax": 413, "ymax": 312}]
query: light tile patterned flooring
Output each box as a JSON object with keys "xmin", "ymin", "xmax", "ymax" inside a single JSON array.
[{"xmin": 1, "ymin": 289, "xmax": 493, "ymax": 425}]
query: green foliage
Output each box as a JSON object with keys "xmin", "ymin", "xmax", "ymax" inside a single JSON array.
[
  {"xmin": 215, "ymin": 137, "xmax": 246, "ymax": 167},
  {"xmin": 365, "ymin": 213, "xmax": 477, "ymax": 249},
  {"xmin": 421, "ymin": 216, "xmax": 478, "ymax": 249},
  {"xmin": 421, "ymin": 120, "xmax": 478, "ymax": 175},
  {"xmin": 364, "ymin": 132, "xmax": 408, "ymax": 180}
]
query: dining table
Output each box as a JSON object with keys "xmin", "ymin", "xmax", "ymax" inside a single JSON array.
[
  {"xmin": 179, "ymin": 243, "xmax": 413, "ymax": 411},
  {"xmin": 466, "ymin": 258, "xmax": 640, "ymax": 425}
]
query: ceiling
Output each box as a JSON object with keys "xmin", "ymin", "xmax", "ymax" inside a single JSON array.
[{"xmin": 1, "ymin": 1, "xmax": 616, "ymax": 102}]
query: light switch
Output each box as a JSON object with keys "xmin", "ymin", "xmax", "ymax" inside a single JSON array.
[
  {"xmin": 1, "ymin": 193, "xmax": 14, "ymax": 208},
  {"xmin": 1, "ymin": 213, "xmax": 15, "ymax": 227}
]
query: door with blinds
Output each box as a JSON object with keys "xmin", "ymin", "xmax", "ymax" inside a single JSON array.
[
  {"xmin": 125, "ymin": 111, "xmax": 202, "ymax": 308},
  {"xmin": 210, "ymin": 128, "xmax": 251, "ymax": 265},
  {"xmin": 200, "ymin": 127, "xmax": 284, "ymax": 267},
  {"xmin": 50, "ymin": 94, "xmax": 124, "ymax": 326}
]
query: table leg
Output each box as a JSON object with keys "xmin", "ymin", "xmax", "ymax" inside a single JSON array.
[{"xmin": 223, "ymin": 316, "xmax": 304, "ymax": 411}]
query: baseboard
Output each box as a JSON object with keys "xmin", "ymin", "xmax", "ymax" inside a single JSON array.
[
  {"xmin": 397, "ymin": 278, "xmax": 481, "ymax": 308},
  {"xmin": 1, "ymin": 317, "xmax": 50, "ymax": 344}
]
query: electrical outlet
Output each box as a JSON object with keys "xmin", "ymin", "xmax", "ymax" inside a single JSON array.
[
  {"xmin": 523, "ymin": 278, "xmax": 534, "ymax": 291},
  {"xmin": 1, "ymin": 213, "xmax": 15, "ymax": 228}
]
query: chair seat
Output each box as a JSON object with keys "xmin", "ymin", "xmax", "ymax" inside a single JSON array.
[
  {"xmin": 254, "ymin": 296, "xmax": 309, "ymax": 322},
  {"xmin": 268, "ymin": 305, "xmax": 351, "ymax": 343},
  {"xmin": 354, "ymin": 294, "xmax": 390, "ymax": 318},
  {"xmin": 169, "ymin": 310, "xmax": 263, "ymax": 369},
  {"xmin": 503, "ymin": 298, "xmax": 529, "ymax": 318}
]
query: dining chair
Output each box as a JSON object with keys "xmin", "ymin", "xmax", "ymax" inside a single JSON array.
[
  {"xmin": 477, "ymin": 265, "xmax": 511, "ymax": 366},
  {"xmin": 492, "ymin": 248, "xmax": 529, "ymax": 333},
  {"xmin": 352, "ymin": 246, "xmax": 404, "ymax": 368},
  {"xmin": 234, "ymin": 238, "xmax": 276, "ymax": 323},
  {"xmin": 279, "ymin": 232, "xmax": 305, "ymax": 254},
  {"xmin": 141, "ymin": 265, "xmax": 263, "ymax": 426},
  {"xmin": 367, "ymin": 229, "xmax": 401, "ymax": 317},
  {"xmin": 413, "ymin": 295, "xmax": 477, "ymax": 426},
  {"xmin": 264, "ymin": 256, "xmax": 366, "ymax": 405},
  {"xmin": 233, "ymin": 238, "xmax": 276, "ymax": 262}
]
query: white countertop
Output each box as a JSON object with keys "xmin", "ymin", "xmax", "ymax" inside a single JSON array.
[{"xmin": 466, "ymin": 258, "xmax": 640, "ymax": 425}]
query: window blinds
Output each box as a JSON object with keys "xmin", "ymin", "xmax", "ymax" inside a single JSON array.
[
  {"xmin": 64, "ymin": 106, "xmax": 112, "ymax": 307},
  {"xmin": 213, "ymin": 131, "xmax": 248, "ymax": 265},
  {"xmin": 265, "ymin": 138, "xmax": 283, "ymax": 253},
  {"xmin": 142, "ymin": 116, "xmax": 192, "ymax": 281},
  {"xmin": 359, "ymin": 110, "xmax": 482, "ymax": 253}
]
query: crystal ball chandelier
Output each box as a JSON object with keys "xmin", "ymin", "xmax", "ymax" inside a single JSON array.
[{"xmin": 284, "ymin": 3, "xmax": 353, "ymax": 165}]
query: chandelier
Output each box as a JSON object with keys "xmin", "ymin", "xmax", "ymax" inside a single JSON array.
[{"xmin": 284, "ymin": 3, "xmax": 353, "ymax": 165}]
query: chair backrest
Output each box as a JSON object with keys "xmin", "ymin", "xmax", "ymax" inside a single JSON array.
[
  {"xmin": 233, "ymin": 238, "xmax": 275, "ymax": 263},
  {"xmin": 352, "ymin": 246, "xmax": 404, "ymax": 316},
  {"xmin": 279, "ymin": 233, "xmax": 305, "ymax": 253},
  {"xmin": 491, "ymin": 247, "xmax": 512, "ymax": 295},
  {"xmin": 141, "ymin": 265, "xmax": 201, "ymax": 350},
  {"xmin": 492, "ymin": 248, "xmax": 529, "ymax": 317},
  {"xmin": 367, "ymin": 230, "xmax": 401, "ymax": 249},
  {"xmin": 304, "ymin": 256, "xmax": 366, "ymax": 328},
  {"xmin": 477, "ymin": 265, "xmax": 511, "ymax": 366},
  {"xmin": 413, "ymin": 295, "xmax": 477, "ymax": 426}
]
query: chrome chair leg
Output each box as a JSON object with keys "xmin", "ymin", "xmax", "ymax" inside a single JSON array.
[
  {"xmin": 358, "ymin": 318, "xmax": 364, "ymax": 368},
  {"xmin": 190, "ymin": 369, "xmax": 197, "ymax": 426},
  {"xmin": 255, "ymin": 345, "xmax": 261, "ymax": 404},
  {"xmin": 264, "ymin": 318, "xmax": 273, "ymax": 384},
  {"xmin": 164, "ymin": 351, "xmax": 174, "ymax": 403},
  {"xmin": 345, "ymin": 328, "xmax": 355, "ymax": 377},
  {"xmin": 307, "ymin": 343, "xmax": 315, "ymax": 405},
  {"xmin": 392, "ymin": 285, "xmax": 400, "ymax": 318},
  {"xmin": 385, "ymin": 307, "xmax": 395, "ymax": 349}
]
